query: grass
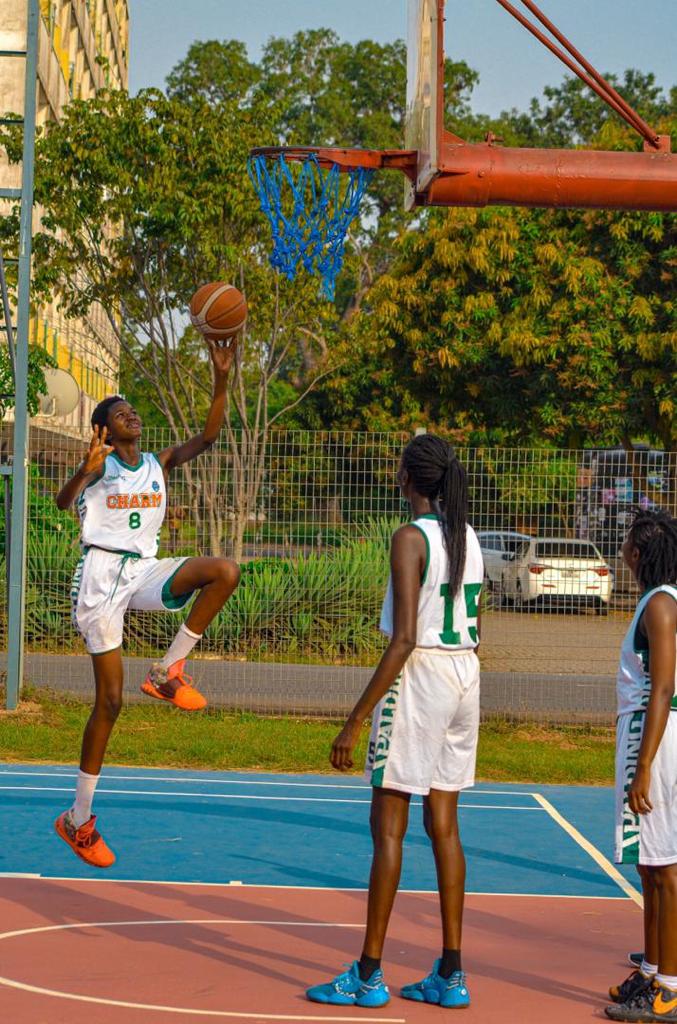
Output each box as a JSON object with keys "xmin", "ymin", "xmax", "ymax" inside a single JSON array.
[{"xmin": 0, "ymin": 688, "xmax": 615, "ymax": 785}]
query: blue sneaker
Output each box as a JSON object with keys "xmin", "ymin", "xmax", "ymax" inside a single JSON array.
[
  {"xmin": 306, "ymin": 961, "xmax": 390, "ymax": 1007},
  {"xmin": 401, "ymin": 960, "xmax": 470, "ymax": 1008}
]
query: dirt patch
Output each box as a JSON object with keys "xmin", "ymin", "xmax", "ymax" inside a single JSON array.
[
  {"xmin": 0, "ymin": 699, "xmax": 44, "ymax": 719},
  {"xmin": 509, "ymin": 724, "xmax": 614, "ymax": 747}
]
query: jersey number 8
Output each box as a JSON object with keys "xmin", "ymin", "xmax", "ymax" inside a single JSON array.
[{"xmin": 129, "ymin": 512, "xmax": 141, "ymax": 530}]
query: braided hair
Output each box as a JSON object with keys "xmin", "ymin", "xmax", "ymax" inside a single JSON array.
[
  {"xmin": 401, "ymin": 434, "xmax": 468, "ymax": 598},
  {"xmin": 628, "ymin": 509, "xmax": 677, "ymax": 591},
  {"xmin": 91, "ymin": 395, "xmax": 124, "ymax": 432}
]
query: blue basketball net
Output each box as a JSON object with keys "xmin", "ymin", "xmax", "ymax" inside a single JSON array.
[{"xmin": 248, "ymin": 153, "xmax": 374, "ymax": 301}]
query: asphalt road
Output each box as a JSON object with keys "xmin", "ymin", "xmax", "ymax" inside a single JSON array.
[
  {"xmin": 9, "ymin": 651, "xmax": 616, "ymax": 724},
  {"xmin": 2, "ymin": 607, "xmax": 630, "ymax": 724}
]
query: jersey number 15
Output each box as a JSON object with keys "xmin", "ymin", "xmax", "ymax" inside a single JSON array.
[{"xmin": 439, "ymin": 582, "xmax": 482, "ymax": 645}]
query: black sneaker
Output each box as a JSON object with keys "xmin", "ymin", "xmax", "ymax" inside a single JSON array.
[
  {"xmin": 610, "ymin": 971, "xmax": 654, "ymax": 1005},
  {"xmin": 605, "ymin": 981, "xmax": 657, "ymax": 1022},
  {"xmin": 628, "ymin": 953, "xmax": 645, "ymax": 969}
]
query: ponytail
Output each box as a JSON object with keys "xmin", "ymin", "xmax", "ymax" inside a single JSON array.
[
  {"xmin": 401, "ymin": 434, "xmax": 469, "ymax": 598},
  {"xmin": 440, "ymin": 455, "xmax": 468, "ymax": 598}
]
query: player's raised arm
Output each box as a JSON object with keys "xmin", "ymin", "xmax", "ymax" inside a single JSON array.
[
  {"xmin": 158, "ymin": 335, "xmax": 237, "ymax": 474},
  {"xmin": 55, "ymin": 426, "xmax": 114, "ymax": 510}
]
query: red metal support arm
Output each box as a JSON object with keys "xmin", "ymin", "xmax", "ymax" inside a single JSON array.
[{"xmin": 494, "ymin": 0, "xmax": 663, "ymax": 150}]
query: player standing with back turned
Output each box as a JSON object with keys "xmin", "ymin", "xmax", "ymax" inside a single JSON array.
[
  {"xmin": 306, "ymin": 433, "xmax": 483, "ymax": 1009},
  {"xmin": 54, "ymin": 339, "xmax": 240, "ymax": 868},
  {"xmin": 605, "ymin": 510, "xmax": 677, "ymax": 1023}
]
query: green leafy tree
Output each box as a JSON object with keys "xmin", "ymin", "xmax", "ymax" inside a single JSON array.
[
  {"xmin": 167, "ymin": 32, "xmax": 479, "ymax": 325},
  {"xmin": 0, "ymin": 88, "xmax": 334, "ymax": 558},
  {"xmin": 322, "ymin": 201, "xmax": 676, "ymax": 451},
  {"xmin": 494, "ymin": 70, "xmax": 677, "ymax": 149},
  {"xmin": 165, "ymin": 40, "xmax": 261, "ymax": 106},
  {"xmin": 0, "ymin": 345, "xmax": 54, "ymax": 420}
]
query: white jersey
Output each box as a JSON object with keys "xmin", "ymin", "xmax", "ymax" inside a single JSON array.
[
  {"xmin": 617, "ymin": 583, "xmax": 677, "ymax": 716},
  {"xmin": 76, "ymin": 452, "xmax": 167, "ymax": 558},
  {"xmin": 380, "ymin": 517, "xmax": 484, "ymax": 651}
]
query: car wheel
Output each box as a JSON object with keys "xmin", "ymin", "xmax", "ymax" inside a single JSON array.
[
  {"xmin": 514, "ymin": 582, "xmax": 524, "ymax": 609},
  {"xmin": 596, "ymin": 601, "xmax": 609, "ymax": 617}
]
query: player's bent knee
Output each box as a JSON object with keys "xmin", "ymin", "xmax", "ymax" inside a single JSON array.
[{"xmin": 214, "ymin": 558, "xmax": 240, "ymax": 588}]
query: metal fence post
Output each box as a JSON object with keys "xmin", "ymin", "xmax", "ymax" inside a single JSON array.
[{"xmin": 6, "ymin": 0, "xmax": 39, "ymax": 710}]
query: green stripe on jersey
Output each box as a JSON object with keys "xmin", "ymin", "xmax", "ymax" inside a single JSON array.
[
  {"xmin": 370, "ymin": 675, "xmax": 402, "ymax": 788},
  {"xmin": 620, "ymin": 710, "xmax": 644, "ymax": 864},
  {"xmin": 411, "ymin": 523, "xmax": 431, "ymax": 585}
]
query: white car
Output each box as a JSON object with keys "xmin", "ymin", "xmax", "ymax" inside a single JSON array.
[
  {"xmin": 477, "ymin": 531, "xmax": 532, "ymax": 588},
  {"xmin": 500, "ymin": 537, "xmax": 613, "ymax": 613}
]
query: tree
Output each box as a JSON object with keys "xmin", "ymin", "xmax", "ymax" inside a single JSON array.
[
  {"xmin": 0, "ymin": 88, "xmax": 334, "ymax": 558},
  {"xmin": 165, "ymin": 39, "xmax": 261, "ymax": 107},
  {"xmin": 321, "ymin": 200, "xmax": 676, "ymax": 451},
  {"xmin": 167, "ymin": 32, "xmax": 480, "ymax": 325},
  {"xmin": 2, "ymin": 33, "xmax": 481, "ymax": 557},
  {"xmin": 313, "ymin": 68, "xmax": 676, "ymax": 451},
  {"xmin": 493, "ymin": 70, "xmax": 677, "ymax": 149},
  {"xmin": 0, "ymin": 345, "xmax": 54, "ymax": 422}
]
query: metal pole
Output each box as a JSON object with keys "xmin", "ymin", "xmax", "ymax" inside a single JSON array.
[
  {"xmin": 6, "ymin": 0, "xmax": 39, "ymax": 710},
  {"xmin": 4, "ymin": 473, "xmax": 10, "ymax": 597}
]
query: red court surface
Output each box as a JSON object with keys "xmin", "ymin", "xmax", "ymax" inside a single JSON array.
[{"xmin": 0, "ymin": 878, "xmax": 639, "ymax": 1024}]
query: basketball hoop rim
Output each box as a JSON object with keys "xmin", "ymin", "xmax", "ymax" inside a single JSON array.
[{"xmin": 250, "ymin": 145, "xmax": 418, "ymax": 179}]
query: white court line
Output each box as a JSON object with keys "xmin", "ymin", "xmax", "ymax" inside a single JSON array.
[
  {"xmin": 532, "ymin": 793, "xmax": 643, "ymax": 908},
  {"xmin": 0, "ymin": 770, "xmax": 536, "ymax": 797},
  {"xmin": 0, "ymin": 784, "xmax": 542, "ymax": 810},
  {"xmin": 0, "ymin": 983, "xmax": 403, "ymax": 1024},
  {"xmin": 0, "ymin": 917, "xmax": 365, "ymax": 941},
  {"xmin": 0, "ymin": 875, "xmax": 630, "ymax": 899},
  {"xmin": 0, "ymin": 918, "xmax": 403, "ymax": 1021}
]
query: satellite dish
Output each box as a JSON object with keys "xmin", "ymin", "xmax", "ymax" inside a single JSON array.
[{"xmin": 38, "ymin": 367, "xmax": 81, "ymax": 417}]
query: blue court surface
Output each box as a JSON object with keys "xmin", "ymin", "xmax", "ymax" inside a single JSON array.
[{"xmin": 0, "ymin": 765, "xmax": 640, "ymax": 902}]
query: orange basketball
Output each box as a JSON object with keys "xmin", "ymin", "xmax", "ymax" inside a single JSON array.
[{"xmin": 189, "ymin": 282, "xmax": 248, "ymax": 342}]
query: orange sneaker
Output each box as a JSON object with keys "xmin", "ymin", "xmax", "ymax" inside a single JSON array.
[
  {"xmin": 140, "ymin": 659, "xmax": 207, "ymax": 711},
  {"xmin": 54, "ymin": 810, "xmax": 116, "ymax": 868}
]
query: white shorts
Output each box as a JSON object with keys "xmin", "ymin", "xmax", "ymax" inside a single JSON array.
[
  {"xmin": 615, "ymin": 710, "xmax": 677, "ymax": 867},
  {"xmin": 71, "ymin": 547, "xmax": 193, "ymax": 655},
  {"xmin": 365, "ymin": 647, "xmax": 480, "ymax": 796}
]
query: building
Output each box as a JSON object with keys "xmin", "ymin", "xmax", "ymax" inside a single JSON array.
[{"xmin": 0, "ymin": 0, "xmax": 129, "ymax": 441}]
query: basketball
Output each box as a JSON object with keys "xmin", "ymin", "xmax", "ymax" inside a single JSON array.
[{"xmin": 189, "ymin": 282, "xmax": 248, "ymax": 343}]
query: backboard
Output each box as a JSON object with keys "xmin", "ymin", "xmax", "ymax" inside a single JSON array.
[{"xmin": 405, "ymin": 0, "xmax": 444, "ymax": 210}]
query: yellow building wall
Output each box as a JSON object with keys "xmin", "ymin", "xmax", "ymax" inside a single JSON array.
[{"xmin": 30, "ymin": 317, "xmax": 113, "ymax": 403}]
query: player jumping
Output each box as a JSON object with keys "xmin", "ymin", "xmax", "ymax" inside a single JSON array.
[
  {"xmin": 306, "ymin": 433, "xmax": 483, "ymax": 1009},
  {"xmin": 54, "ymin": 340, "xmax": 240, "ymax": 868},
  {"xmin": 605, "ymin": 510, "xmax": 677, "ymax": 1023}
]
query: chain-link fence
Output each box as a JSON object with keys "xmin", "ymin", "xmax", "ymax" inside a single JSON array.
[{"xmin": 1, "ymin": 425, "xmax": 674, "ymax": 723}]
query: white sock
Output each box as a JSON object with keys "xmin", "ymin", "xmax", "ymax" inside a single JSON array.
[
  {"xmin": 71, "ymin": 770, "xmax": 99, "ymax": 827},
  {"xmin": 160, "ymin": 623, "xmax": 202, "ymax": 670},
  {"xmin": 656, "ymin": 973, "xmax": 677, "ymax": 990},
  {"xmin": 640, "ymin": 960, "xmax": 658, "ymax": 977}
]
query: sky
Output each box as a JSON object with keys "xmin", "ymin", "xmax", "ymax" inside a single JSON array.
[{"xmin": 128, "ymin": 0, "xmax": 676, "ymax": 117}]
